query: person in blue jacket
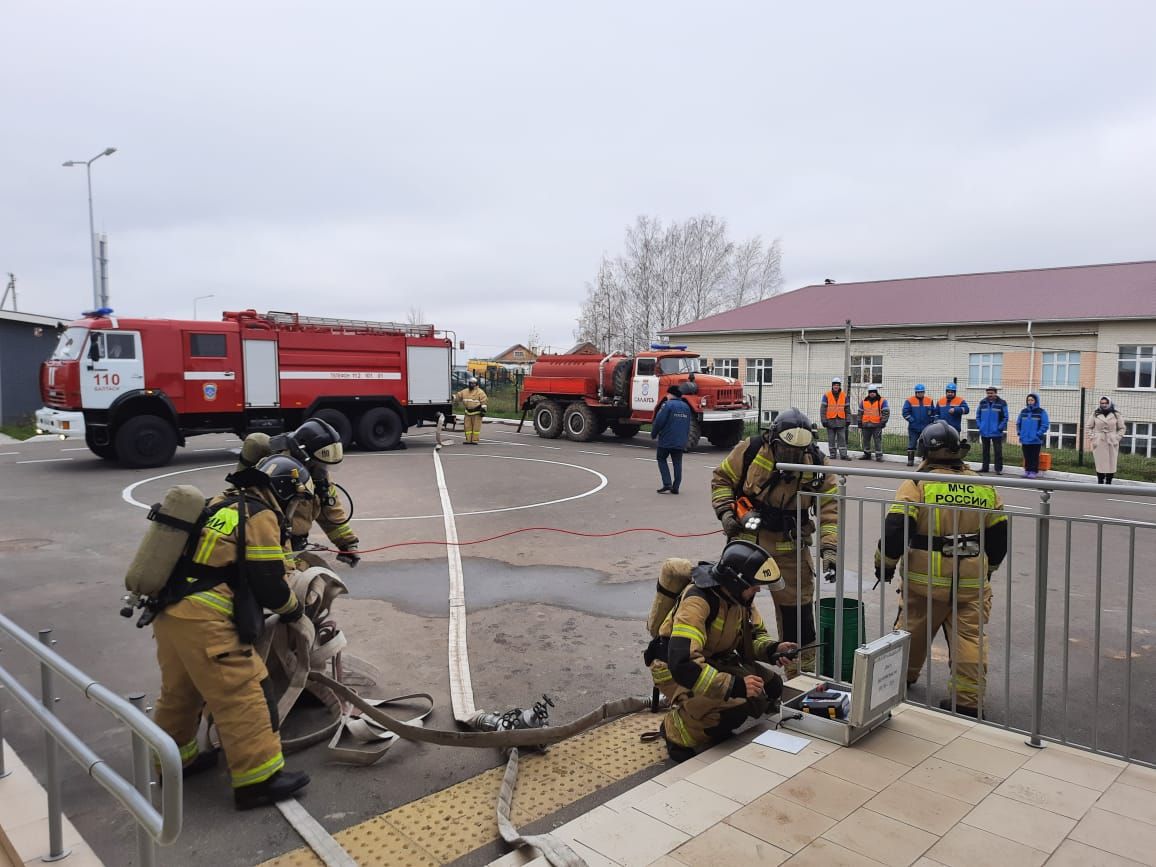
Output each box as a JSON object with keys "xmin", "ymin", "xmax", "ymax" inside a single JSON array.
[
  {"xmin": 975, "ymin": 385, "xmax": 1009, "ymax": 474},
  {"xmin": 1016, "ymin": 393, "xmax": 1050, "ymax": 478},
  {"xmin": 936, "ymin": 383, "xmax": 970, "ymax": 433},
  {"xmin": 901, "ymin": 384, "xmax": 937, "ymax": 466},
  {"xmin": 652, "ymin": 384, "xmax": 693, "ymax": 494}
]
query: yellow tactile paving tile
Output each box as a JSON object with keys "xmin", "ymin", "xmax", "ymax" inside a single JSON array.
[{"xmin": 260, "ymin": 712, "xmax": 667, "ymax": 867}]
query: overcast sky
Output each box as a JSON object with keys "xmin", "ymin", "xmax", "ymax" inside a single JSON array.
[{"xmin": 3, "ymin": 1, "xmax": 1153, "ymax": 359}]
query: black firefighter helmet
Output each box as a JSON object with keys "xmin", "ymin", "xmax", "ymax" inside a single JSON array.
[
  {"xmin": 692, "ymin": 540, "xmax": 784, "ymax": 598},
  {"xmin": 273, "ymin": 417, "xmax": 344, "ymax": 466},
  {"xmin": 916, "ymin": 420, "xmax": 970, "ymax": 463},
  {"xmin": 254, "ymin": 454, "xmax": 316, "ymax": 503}
]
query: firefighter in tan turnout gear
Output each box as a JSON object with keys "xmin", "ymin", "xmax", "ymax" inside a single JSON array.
[
  {"xmin": 454, "ymin": 377, "xmax": 488, "ymax": 445},
  {"xmin": 647, "ymin": 541, "xmax": 798, "ymax": 762},
  {"xmin": 711, "ymin": 409, "xmax": 838, "ymax": 655},
  {"xmin": 151, "ymin": 455, "xmax": 312, "ymax": 809},
  {"xmin": 875, "ymin": 420, "xmax": 1008, "ymax": 718},
  {"xmin": 237, "ymin": 419, "xmax": 360, "ymax": 566}
]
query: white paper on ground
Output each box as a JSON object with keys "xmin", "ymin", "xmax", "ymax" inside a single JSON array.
[{"xmin": 752, "ymin": 728, "xmax": 810, "ymax": 754}]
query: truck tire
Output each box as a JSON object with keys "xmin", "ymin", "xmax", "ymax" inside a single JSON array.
[
  {"xmin": 533, "ymin": 400, "xmax": 563, "ymax": 439},
  {"xmin": 610, "ymin": 423, "xmax": 641, "ymax": 439},
  {"xmin": 85, "ymin": 430, "xmax": 117, "ymax": 461},
  {"xmin": 115, "ymin": 415, "xmax": 178, "ymax": 468},
  {"xmin": 357, "ymin": 406, "xmax": 403, "ymax": 451},
  {"xmin": 611, "ymin": 359, "xmax": 631, "ymax": 399},
  {"xmin": 686, "ymin": 415, "xmax": 702, "ymax": 452},
  {"xmin": 563, "ymin": 403, "xmax": 598, "ymax": 442},
  {"xmin": 707, "ymin": 419, "xmax": 744, "ymax": 450},
  {"xmin": 315, "ymin": 409, "xmax": 353, "ymax": 449}
]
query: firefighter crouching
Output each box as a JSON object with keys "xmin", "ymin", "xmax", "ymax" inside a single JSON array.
[
  {"xmin": 151, "ymin": 455, "xmax": 312, "ymax": 809},
  {"xmin": 454, "ymin": 377, "xmax": 488, "ymax": 445},
  {"xmin": 875, "ymin": 421, "xmax": 1008, "ymax": 718},
  {"xmin": 711, "ymin": 409, "xmax": 838, "ymax": 659},
  {"xmin": 237, "ymin": 419, "xmax": 360, "ymax": 567},
  {"xmin": 647, "ymin": 541, "xmax": 798, "ymax": 762}
]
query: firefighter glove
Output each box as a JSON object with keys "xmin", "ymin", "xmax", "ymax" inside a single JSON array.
[
  {"xmin": 873, "ymin": 548, "xmax": 896, "ymax": 583},
  {"xmin": 720, "ymin": 510, "xmax": 742, "ymax": 538},
  {"xmin": 820, "ymin": 546, "xmax": 838, "ymax": 582},
  {"xmin": 336, "ymin": 549, "xmax": 361, "ymax": 568},
  {"xmin": 279, "ymin": 600, "xmax": 304, "ymax": 624}
]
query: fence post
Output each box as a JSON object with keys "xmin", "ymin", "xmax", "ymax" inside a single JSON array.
[
  {"xmin": 833, "ymin": 474, "xmax": 848, "ymax": 682},
  {"xmin": 1077, "ymin": 388, "xmax": 1087, "ymax": 467},
  {"xmin": 128, "ymin": 694, "xmax": 156, "ymax": 867},
  {"xmin": 38, "ymin": 629, "xmax": 70, "ymax": 861},
  {"xmin": 0, "ymin": 684, "xmax": 10, "ymax": 779},
  {"xmin": 1028, "ymin": 491, "xmax": 1050, "ymax": 749}
]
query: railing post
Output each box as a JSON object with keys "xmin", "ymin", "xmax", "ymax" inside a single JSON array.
[
  {"xmin": 833, "ymin": 474, "xmax": 848, "ymax": 682},
  {"xmin": 1028, "ymin": 491, "xmax": 1051, "ymax": 749},
  {"xmin": 128, "ymin": 694, "xmax": 156, "ymax": 867},
  {"xmin": 38, "ymin": 629, "xmax": 70, "ymax": 862},
  {"xmin": 0, "ymin": 684, "xmax": 10, "ymax": 778}
]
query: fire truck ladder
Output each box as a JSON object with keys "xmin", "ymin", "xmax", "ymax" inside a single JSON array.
[{"xmin": 263, "ymin": 310, "xmax": 435, "ymax": 338}]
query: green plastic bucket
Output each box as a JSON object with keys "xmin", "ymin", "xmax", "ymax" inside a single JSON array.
[{"xmin": 819, "ymin": 597, "xmax": 865, "ymax": 682}]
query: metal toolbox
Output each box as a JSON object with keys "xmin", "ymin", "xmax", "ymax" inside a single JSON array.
[{"xmin": 780, "ymin": 630, "xmax": 911, "ymax": 746}]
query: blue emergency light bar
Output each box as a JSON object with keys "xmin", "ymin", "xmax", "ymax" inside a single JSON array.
[{"xmin": 650, "ymin": 343, "xmax": 688, "ymax": 350}]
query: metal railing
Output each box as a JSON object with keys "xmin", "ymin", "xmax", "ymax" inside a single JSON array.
[
  {"xmin": 776, "ymin": 462, "xmax": 1156, "ymax": 766},
  {"xmin": 0, "ymin": 612, "xmax": 182, "ymax": 865}
]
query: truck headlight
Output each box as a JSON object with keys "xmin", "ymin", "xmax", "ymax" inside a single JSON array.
[{"xmin": 700, "ymin": 395, "xmax": 709, "ymax": 409}]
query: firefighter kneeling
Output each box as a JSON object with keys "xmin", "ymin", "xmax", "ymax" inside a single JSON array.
[
  {"xmin": 646, "ymin": 541, "xmax": 798, "ymax": 763},
  {"xmin": 151, "ymin": 455, "xmax": 313, "ymax": 809},
  {"xmin": 875, "ymin": 421, "xmax": 1007, "ymax": 718}
]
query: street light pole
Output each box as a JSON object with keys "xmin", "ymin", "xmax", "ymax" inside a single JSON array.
[
  {"xmin": 193, "ymin": 294, "xmax": 215, "ymax": 320},
  {"xmin": 62, "ymin": 147, "xmax": 117, "ymax": 311}
]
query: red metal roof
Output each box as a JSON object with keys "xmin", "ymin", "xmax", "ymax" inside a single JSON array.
[{"xmin": 665, "ymin": 260, "xmax": 1156, "ymax": 334}]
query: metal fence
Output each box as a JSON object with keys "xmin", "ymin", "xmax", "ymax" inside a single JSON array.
[
  {"xmin": 777, "ymin": 463, "xmax": 1156, "ymax": 766},
  {"xmin": 0, "ymin": 612, "xmax": 182, "ymax": 865},
  {"xmin": 747, "ymin": 379, "xmax": 1156, "ymax": 481}
]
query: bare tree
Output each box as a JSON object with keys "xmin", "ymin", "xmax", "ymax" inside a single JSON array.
[
  {"xmin": 406, "ymin": 305, "xmax": 425, "ymax": 325},
  {"xmin": 526, "ymin": 325, "xmax": 541, "ymax": 355}
]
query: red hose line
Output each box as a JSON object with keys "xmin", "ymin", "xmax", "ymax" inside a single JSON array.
[{"xmin": 312, "ymin": 525, "xmax": 723, "ymax": 555}]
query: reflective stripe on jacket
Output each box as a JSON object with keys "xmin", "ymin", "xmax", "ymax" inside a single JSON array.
[{"xmin": 902, "ymin": 396, "xmax": 936, "ymax": 431}]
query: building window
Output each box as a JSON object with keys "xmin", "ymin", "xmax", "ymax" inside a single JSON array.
[
  {"xmin": 1041, "ymin": 351, "xmax": 1080, "ymax": 388},
  {"xmin": 963, "ymin": 418, "xmax": 981, "ymax": 443},
  {"xmin": 745, "ymin": 358, "xmax": 773, "ymax": 385},
  {"xmin": 1046, "ymin": 422, "xmax": 1077, "ymax": 450},
  {"xmin": 1121, "ymin": 421, "xmax": 1155, "ymax": 457},
  {"xmin": 850, "ymin": 355, "xmax": 882, "ymax": 385},
  {"xmin": 1118, "ymin": 345, "xmax": 1155, "ymax": 390},
  {"xmin": 968, "ymin": 352, "xmax": 1003, "ymax": 387},
  {"xmin": 761, "ymin": 409, "xmax": 778, "ymax": 425},
  {"xmin": 714, "ymin": 358, "xmax": 739, "ymax": 379},
  {"xmin": 190, "ymin": 333, "xmax": 228, "ymax": 357}
]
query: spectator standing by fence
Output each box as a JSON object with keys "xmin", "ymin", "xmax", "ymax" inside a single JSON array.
[
  {"xmin": 975, "ymin": 386, "xmax": 1009, "ymax": 475},
  {"xmin": 902, "ymin": 385, "xmax": 937, "ymax": 466},
  {"xmin": 858, "ymin": 385, "xmax": 889, "ymax": 461},
  {"xmin": 1088, "ymin": 396, "xmax": 1125, "ymax": 484},
  {"xmin": 1016, "ymin": 393, "xmax": 1049, "ymax": 478},
  {"xmin": 937, "ymin": 383, "xmax": 969, "ymax": 433},
  {"xmin": 820, "ymin": 378, "xmax": 850, "ymax": 459}
]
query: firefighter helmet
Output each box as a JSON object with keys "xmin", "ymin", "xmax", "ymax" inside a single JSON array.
[
  {"xmin": 694, "ymin": 540, "xmax": 784, "ymax": 596},
  {"xmin": 287, "ymin": 417, "xmax": 344, "ymax": 465},
  {"xmin": 254, "ymin": 455, "xmax": 315, "ymax": 503},
  {"xmin": 769, "ymin": 408, "xmax": 815, "ymax": 448},
  {"xmin": 916, "ymin": 420, "xmax": 969, "ymax": 462},
  {"xmin": 468, "ymin": 376, "xmax": 478, "ymax": 387}
]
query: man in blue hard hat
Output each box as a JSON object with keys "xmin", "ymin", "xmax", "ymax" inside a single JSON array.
[{"xmin": 901, "ymin": 385, "xmax": 937, "ymax": 467}]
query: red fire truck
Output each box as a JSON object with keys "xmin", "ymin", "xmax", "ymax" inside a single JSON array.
[
  {"xmin": 36, "ymin": 309, "xmax": 455, "ymax": 467},
  {"xmin": 518, "ymin": 346, "xmax": 756, "ymax": 449}
]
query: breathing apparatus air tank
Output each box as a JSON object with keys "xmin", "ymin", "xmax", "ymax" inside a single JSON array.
[
  {"xmin": 123, "ymin": 484, "xmax": 206, "ymax": 599},
  {"xmin": 646, "ymin": 558, "xmax": 694, "ymax": 637}
]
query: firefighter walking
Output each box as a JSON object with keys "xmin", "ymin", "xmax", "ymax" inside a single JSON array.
[
  {"xmin": 646, "ymin": 541, "xmax": 797, "ymax": 761},
  {"xmin": 454, "ymin": 377, "xmax": 488, "ymax": 445},
  {"xmin": 875, "ymin": 421, "xmax": 1007, "ymax": 717},
  {"xmin": 711, "ymin": 409, "xmax": 838, "ymax": 657},
  {"xmin": 151, "ymin": 455, "xmax": 313, "ymax": 808}
]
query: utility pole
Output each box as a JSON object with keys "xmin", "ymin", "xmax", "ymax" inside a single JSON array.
[
  {"xmin": 1, "ymin": 273, "xmax": 15, "ymax": 311},
  {"xmin": 843, "ymin": 319, "xmax": 852, "ymax": 391}
]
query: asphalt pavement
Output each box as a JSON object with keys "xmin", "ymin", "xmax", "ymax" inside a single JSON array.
[{"xmin": 0, "ymin": 424, "xmax": 1153, "ymax": 865}]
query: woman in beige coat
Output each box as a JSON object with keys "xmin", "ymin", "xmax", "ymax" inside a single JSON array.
[{"xmin": 1087, "ymin": 396, "xmax": 1125, "ymax": 484}]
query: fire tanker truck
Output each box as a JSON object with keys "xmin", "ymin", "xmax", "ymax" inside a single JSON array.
[
  {"xmin": 518, "ymin": 346, "xmax": 757, "ymax": 449},
  {"xmin": 36, "ymin": 309, "xmax": 455, "ymax": 468}
]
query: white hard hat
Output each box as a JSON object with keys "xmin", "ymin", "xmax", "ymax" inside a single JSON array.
[
  {"xmin": 868, "ymin": 383, "xmax": 880, "ymax": 391},
  {"xmin": 831, "ymin": 377, "xmax": 842, "ymax": 385}
]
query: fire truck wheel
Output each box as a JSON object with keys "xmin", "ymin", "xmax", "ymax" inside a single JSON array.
[
  {"xmin": 85, "ymin": 431, "xmax": 117, "ymax": 461},
  {"xmin": 533, "ymin": 400, "xmax": 563, "ymax": 439},
  {"xmin": 707, "ymin": 419, "xmax": 744, "ymax": 450},
  {"xmin": 357, "ymin": 407, "xmax": 403, "ymax": 451},
  {"xmin": 114, "ymin": 415, "xmax": 178, "ymax": 468},
  {"xmin": 611, "ymin": 359, "xmax": 631, "ymax": 398},
  {"xmin": 609, "ymin": 423, "xmax": 641, "ymax": 439},
  {"xmin": 686, "ymin": 416, "xmax": 702, "ymax": 452},
  {"xmin": 563, "ymin": 403, "xmax": 598, "ymax": 442},
  {"xmin": 314, "ymin": 409, "xmax": 353, "ymax": 449}
]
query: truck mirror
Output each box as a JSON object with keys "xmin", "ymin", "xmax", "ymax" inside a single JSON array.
[
  {"xmin": 88, "ymin": 337, "xmax": 102, "ymax": 362},
  {"xmin": 459, "ymin": 340, "xmax": 466, "ymax": 350}
]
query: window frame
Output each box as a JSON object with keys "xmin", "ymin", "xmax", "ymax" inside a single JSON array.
[
  {"xmin": 744, "ymin": 357, "xmax": 773, "ymax": 385},
  {"xmin": 968, "ymin": 352, "xmax": 1003, "ymax": 388},
  {"xmin": 850, "ymin": 354, "xmax": 883, "ymax": 385},
  {"xmin": 1041, "ymin": 350, "xmax": 1081, "ymax": 389},
  {"xmin": 189, "ymin": 332, "xmax": 229, "ymax": 358},
  {"xmin": 713, "ymin": 357, "xmax": 739, "ymax": 379},
  {"xmin": 1045, "ymin": 421, "xmax": 1077, "ymax": 450},
  {"xmin": 1121, "ymin": 421, "xmax": 1155, "ymax": 457},
  {"xmin": 1117, "ymin": 345, "xmax": 1156, "ymax": 390}
]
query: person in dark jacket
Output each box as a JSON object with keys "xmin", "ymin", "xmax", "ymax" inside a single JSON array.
[
  {"xmin": 975, "ymin": 386, "xmax": 1009, "ymax": 474},
  {"xmin": 901, "ymin": 384, "xmax": 937, "ymax": 466},
  {"xmin": 652, "ymin": 385, "xmax": 693, "ymax": 494},
  {"xmin": 1016, "ymin": 393, "xmax": 1050, "ymax": 478}
]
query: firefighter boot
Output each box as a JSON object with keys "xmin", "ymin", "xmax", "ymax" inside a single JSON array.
[
  {"xmin": 234, "ymin": 769, "xmax": 311, "ymax": 810},
  {"xmin": 906, "ymin": 450, "xmax": 915, "ymax": 467}
]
